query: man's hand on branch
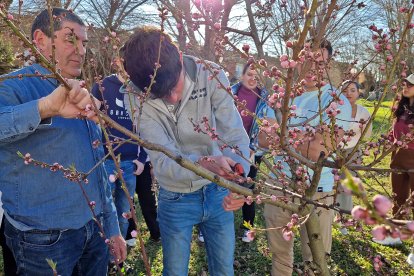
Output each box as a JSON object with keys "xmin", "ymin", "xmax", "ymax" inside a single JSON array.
[
  {"xmin": 38, "ymin": 79, "xmax": 101, "ymax": 122},
  {"xmin": 223, "ymin": 192, "xmax": 245, "ymax": 211},
  {"xmin": 110, "ymin": 235, "xmax": 127, "ymax": 265}
]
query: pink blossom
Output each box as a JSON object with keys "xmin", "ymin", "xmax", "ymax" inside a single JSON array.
[
  {"xmin": 279, "ymin": 54, "xmax": 288, "ymax": 62},
  {"xmin": 242, "ymin": 44, "xmax": 250, "ymax": 52},
  {"xmin": 289, "ymin": 60, "xmax": 297, "ymax": 68},
  {"xmin": 285, "ymin": 41, "xmax": 293, "ymax": 48},
  {"xmin": 245, "ymin": 230, "xmax": 255, "ymax": 242},
  {"xmin": 268, "ymin": 94, "xmax": 277, "ymax": 104},
  {"xmin": 7, "ymin": 14, "xmax": 13, "ymax": 20},
  {"xmin": 240, "ymin": 110, "xmax": 249, "ymax": 117},
  {"xmin": 280, "ymin": 60, "xmax": 289, "ymax": 68},
  {"xmin": 373, "ymin": 194, "xmax": 392, "ymax": 216},
  {"xmin": 282, "ymin": 230, "xmax": 293, "ymax": 241},
  {"xmin": 108, "ymin": 174, "xmax": 117, "ymax": 183},
  {"xmin": 291, "ymin": 214, "xmax": 299, "ymax": 224},
  {"xmin": 351, "ymin": 205, "xmax": 367, "ymax": 220},
  {"xmin": 213, "ymin": 22, "xmax": 221, "ymax": 31},
  {"xmin": 407, "ymin": 221, "xmax": 414, "ymax": 232},
  {"xmin": 270, "ymin": 195, "xmax": 277, "ymax": 201},
  {"xmin": 364, "ymin": 216, "xmax": 377, "ymax": 225},
  {"xmin": 371, "ymin": 225, "xmax": 387, "ymax": 241},
  {"xmin": 130, "ymin": 230, "xmax": 137, "ymax": 238},
  {"xmin": 256, "ymin": 195, "xmax": 262, "ymax": 204},
  {"xmin": 399, "ymin": 7, "xmax": 409, "ymax": 13},
  {"xmin": 329, "ymin": 102, "xmax": 338, "ymax": 110},
  {"xmin": 259, "ymin": 59, "xmax": 267, "ymax": 67}
]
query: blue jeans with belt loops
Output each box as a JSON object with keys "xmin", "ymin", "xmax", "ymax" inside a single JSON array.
[
  {"xmin": 4, "ymin": 215, "xmax": 109, "ymax": 276},
  {"xmin": 158, "ymin": 183, "xmax": 235, "ymax": 276}
]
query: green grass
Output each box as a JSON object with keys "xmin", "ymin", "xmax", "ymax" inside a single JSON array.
[
  {"xmin": 1, "ymin": 100, "xmax": 412, "ymax": 275},
  {"xmin": 358, "ymin": 99, "xmax": 394, "ymax": 137}
]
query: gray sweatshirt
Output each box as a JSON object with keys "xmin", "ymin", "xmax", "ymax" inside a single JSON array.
[{"xmin": 124, "ymin": 55, "xmax": 250, "ymax": 193}]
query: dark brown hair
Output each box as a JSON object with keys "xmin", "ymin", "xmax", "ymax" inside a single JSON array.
[
  {"xmin": 308, "ymin": 38, "xmax": 333, "ymax": 57},
  {"xmin": 341, "ymin": 80, "xmax": 360, "ymax": 91},
  {"xmin": 31, "ymin": 8, "xmax": 84, "ymax": 40},
  {"xmin": 242, "ymin": 60, "xmax": 254, "ymax": 75},
  {"xmin": 394, "ymin": 93, "xmax": 414, "ymax": 123},
  {"xmin": 122, "ymin": 26, "xmax": 182, "ymax": 99}
]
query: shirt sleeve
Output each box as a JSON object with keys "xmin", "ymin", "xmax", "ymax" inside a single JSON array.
[
  {"xmin": 0, "ymin": 84, "xmax": 42, "ymax": 143},
  {"xmin": 209, "ymin": 67, "xmax": 251, "ymax": 174}
]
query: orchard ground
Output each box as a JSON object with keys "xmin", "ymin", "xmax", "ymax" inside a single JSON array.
[{"xmin": 1, "ymin": 100, "xmax": 413, "ymax": 275}]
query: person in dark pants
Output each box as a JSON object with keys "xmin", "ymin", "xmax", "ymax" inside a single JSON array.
[
  {"xmin": 231, "ymin": 62, "xmax": 268, "ymax": 242},
  {"xmin": 0, "ymin": 215, "xmax": 17, "ymax": 275},
  {"xmin": 125, "ymin": 150, "xmax": 160, "ymax": 245}
]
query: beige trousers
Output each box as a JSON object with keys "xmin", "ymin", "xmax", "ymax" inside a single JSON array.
[{"xmin": 264, "ymin": 192, "xmax": 334, "ymax": 276}]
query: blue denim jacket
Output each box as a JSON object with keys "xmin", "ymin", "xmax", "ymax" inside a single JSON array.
[{"xmin": 0, "ymin": 64, "xmax": 120, "ymax": 238}]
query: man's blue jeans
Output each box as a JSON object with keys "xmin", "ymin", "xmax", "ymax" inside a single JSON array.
[
  {"xmin": 158, "ymin": 183, "xmax": 235, "ymax": 276},
  {"xmin": 4, "ymin": 216, "xmax": 109, "ymax": 276},
  {"xmin": 105, "ymin": 159, "xmax": 136, "ymax": 239}
]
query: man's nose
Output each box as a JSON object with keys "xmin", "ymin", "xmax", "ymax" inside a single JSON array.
[{"xmin": 77, "ymin": 41, "xmax": 86, "ymax": 57}]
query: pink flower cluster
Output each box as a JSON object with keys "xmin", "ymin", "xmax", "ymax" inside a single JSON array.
[
  {"xmin": 352, "ymin": 195, "xmax": 392, "ymax": 222},
  {"xmin": 279, "ymin": 55, "xmax": 297, "ymax": 69},
  {"xmin": 282, "ymin": 214, "xmax": 299, "ymax": 241},
  {"xmin": 373, "ymin": 255, "xmax": 383, "ymax": 272},
  {"xmin": 23, "ymin": 153, "xmax": 33, "ymax": 165},
  {"xmin": 325, "ymin": 102, "xmax": 341, "ymax": 118}
]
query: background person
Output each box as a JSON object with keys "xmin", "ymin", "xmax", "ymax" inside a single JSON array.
[
  {"xmin": 231, "ymin": 61, "xmax": 268, "ymax": 242},
  {"xmin": 336, "ymin": 80, "xmax": 372, "ymax": 234},
  {"xmin": 258, "ymin": 39, "xmax": 352, "ymax": 275},
  {"xmin": 373, "ymin": 75, "xmax": 414, "ymax": 253}
]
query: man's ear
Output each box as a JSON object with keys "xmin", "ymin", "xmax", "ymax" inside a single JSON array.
[{"xmin": 33, "ymin": 29, "xmax": 50, "ymax": 54}]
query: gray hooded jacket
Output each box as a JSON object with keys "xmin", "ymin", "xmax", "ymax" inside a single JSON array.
[{"xmin": 124, "ymin": 55, "xmax": 250, "ymax": 193}]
